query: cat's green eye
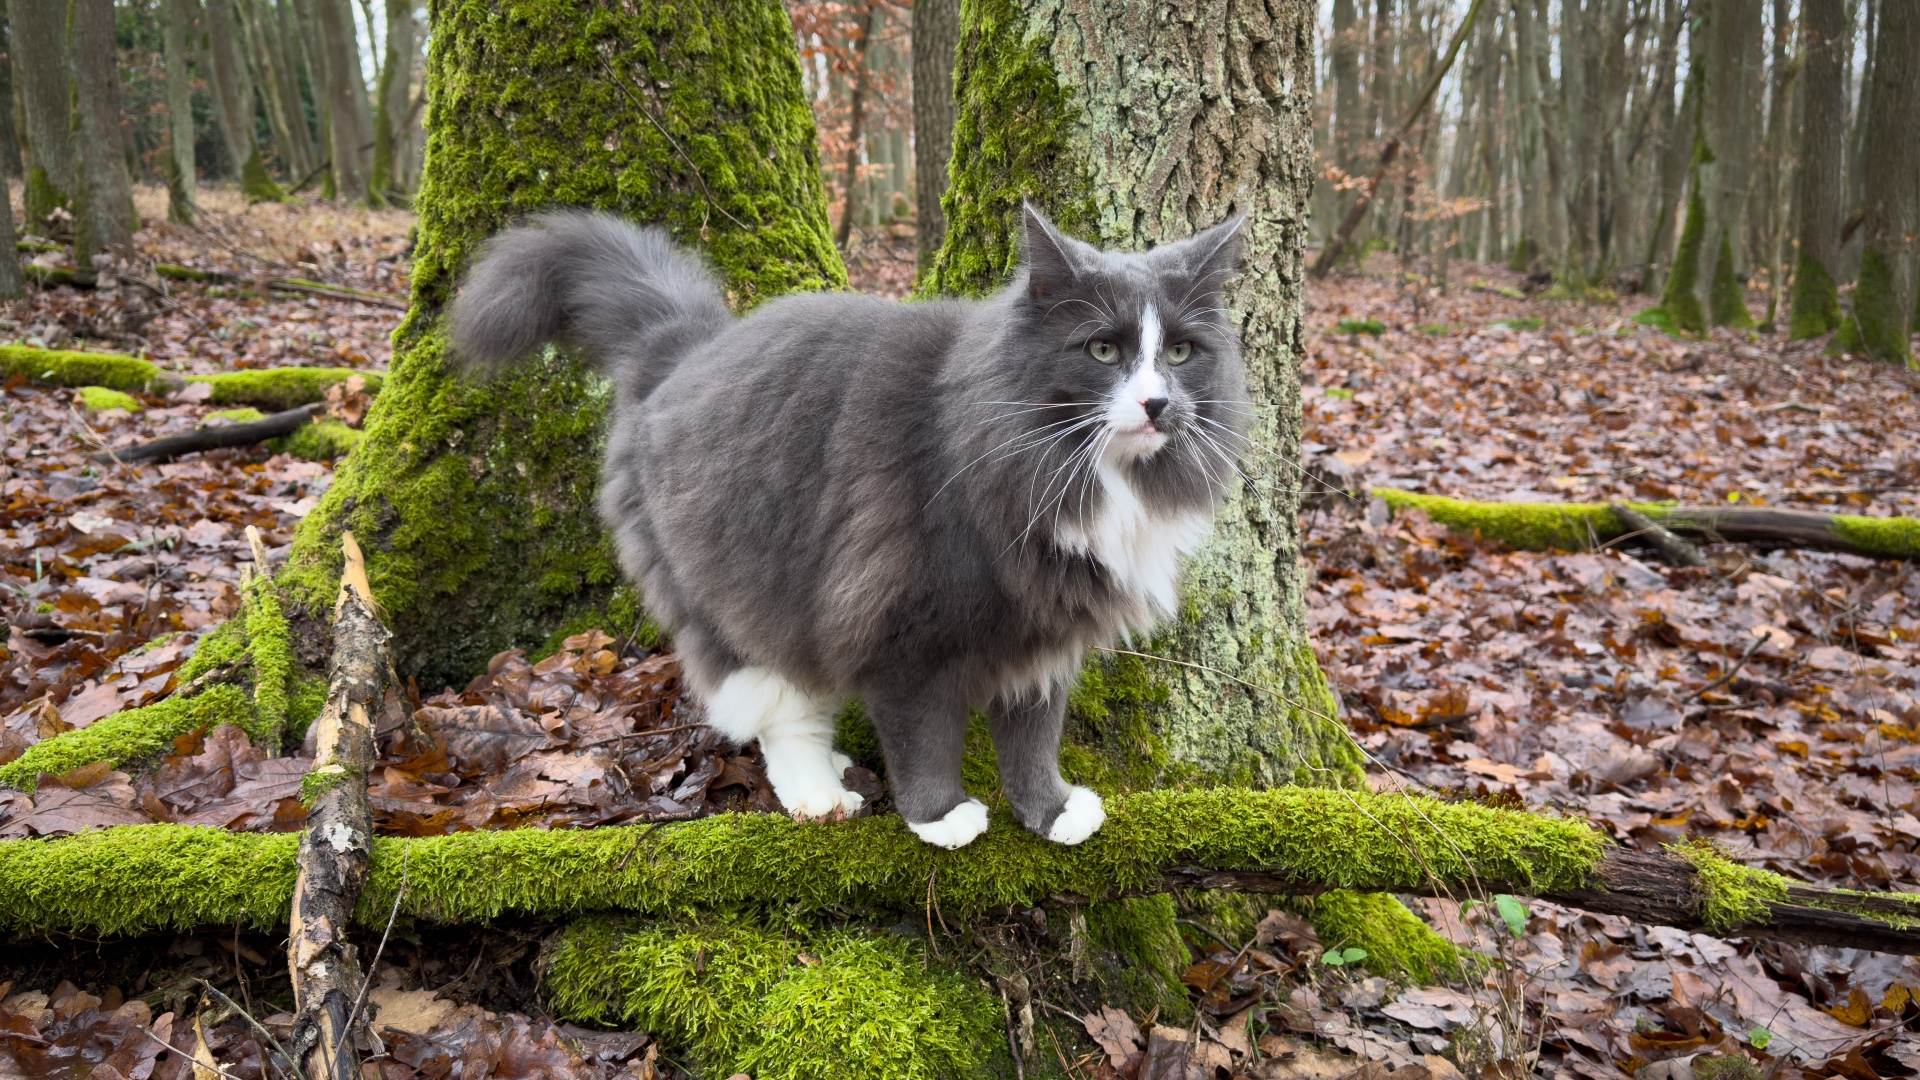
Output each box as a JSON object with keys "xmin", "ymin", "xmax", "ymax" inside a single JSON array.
[
  {"xmin": 1167, "ymin": 341, "xmax": 1193, "ymax": 364},
  {"xmin": 1087, "ymin": 339, "xmax": 1119, "ymax": 364}
]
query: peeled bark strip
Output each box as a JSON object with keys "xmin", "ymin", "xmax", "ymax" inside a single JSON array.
[{"xmin": 288, "ymin": 534, "xmax": 389, "ymax": 1080}]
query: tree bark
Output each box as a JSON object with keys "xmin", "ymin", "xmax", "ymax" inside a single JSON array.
[
  {"xmin": 1653, "ymin": 0, "xmax": 1760, "ymax": 333},
  {"xmin": 1509, "ymin": 0, "xmax": 1548, "ymax": 273},
  {"xmin": 0, "ymin": 121, "xmax": 20, "ymax": 298},
  {"xmin": 1758, "ymin": 0, "xmax": 1796, "ymax": 328},
  {"xmin": 834, "ymin": 2, "xmax": 876, "ymax": 251},
  {"xmin": 243, "ymin": 0, "xmax": 313, "ymax": 180},
  {"xmin": 6, "ymin": 0, "xmax": 75, "ymax": 228},
  {"xmin": 163, "ymin": 0, "xmax": 200, "ymax": 226},
  {"xmin": 70, "ymin": 0, "xmax": 135, "ymax": 266},
  {"xmin": 277, "ymin": 0, "xmax": 844, "ymax": 686},
  {"xmin": 313, "ymin": 0, "xmax": 368, "ymax": 202},
  {"xmin": 911, "ymin": 0, "xmax": 958, "ymax": 270},
  {"xmin": 369, "ymin": 0, "xmax": 413, "ymax": 201},
  {"xmin": 1789, "ymin": 0, "xmax": 1847, "ymax": 339},
  {"xmin": 1330, "ymin": 0, "xmax": 1363, "ymax": 223},
  {"xmin": 205, "ymin": 0, "xmax": 284, "ymax": 200},
  {"xmin": 1843, "ymin": 0, "xmax": 1918, "ymax": 365},
  {"xmin": 1474, "ymin": 2, "xmax": 1501, "ymax": 262}
]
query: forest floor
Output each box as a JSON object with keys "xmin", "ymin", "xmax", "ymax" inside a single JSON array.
[{"xmin": 3, "ymin": 194, "xmax": 1920, "ymax": 1080}]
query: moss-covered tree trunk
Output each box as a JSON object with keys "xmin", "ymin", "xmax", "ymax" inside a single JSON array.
[
  {"xmin": 282, "ymin": 0, "xmax": 843, "ymax": 685},
  {"xmin": 1839, "ymin": 0, "xmax": 1917, "ymax": 365},
  {"xmin": 1650, "ymin": 0, "xmax": 1757, "ymax": 334}
]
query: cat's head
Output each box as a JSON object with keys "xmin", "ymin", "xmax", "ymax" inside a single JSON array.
[{"xmin": 1002, "ymin": 203, "xmax": 1250, "ymax": 476}]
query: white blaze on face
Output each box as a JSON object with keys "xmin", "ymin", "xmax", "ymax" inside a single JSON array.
[{"xmin": 1105, "ymin": 302, "xmax": 1168, "ymax": 459}]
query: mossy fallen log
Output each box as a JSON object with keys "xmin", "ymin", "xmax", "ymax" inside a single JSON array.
[
  {"xmin": 1376, "ymin": 489, "xmax": 1920, "ymax": 561},
  {"xmin": 0, "ymin": 344, "xmax": 382, "ymax": 409},
  {"xmin": 5, "ymin": 787, "xmax": 1919, "ymax": 952}
]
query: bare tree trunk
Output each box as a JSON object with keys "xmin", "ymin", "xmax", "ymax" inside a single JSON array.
[
  {"xmin": 912, "ymin": 0, "xmax": 959, "ymax": 270},
  {"xmin": 1842, "ymin": 0, "xmax": 1872, "ymax": 270},
  {"xmin": 245, "ymin": 0, "xmax": 313, "ymax": 178},
  {"xmin": 1331, "ymin": 0, "xmax": 1362, "ymax": 179},
  {"xmin": 316, "ymin": 0, "xmax": 369, "ymax": 202},
  {"xmin": 1789, "ymin": 0, "xmax": 1847, "ymax": 338},
  {"xmin": 7, "ymin": 0, "xmax": 75, "ymax": 228},
  {"xmin": 1475, "ymin": 2, "xmax": 1502, "ymax": 261},
  {"xmin": 1843, "ymin": 0, "xmax": 1918, "ymax": 364},
  {"xmin": 369, "ymin": 0, "xmax": 412, "ymax": 200},
  {"xmin": 206, "ymin": 0, "xmax": 284, "ymax": 200},
  {"xmin": 71, "ymin": 0, "xmax": 134, "ymax": 266},
  {"xmin": 0, "ymin": 112, "xmax": 21, "ymax": 297},
  {"xmin": 335, "ymin": 0, "xmax": 376, "ymax": 165},
  {"xmin": 1758, "ymin": 0, "xmax": 1797, "ymax": 328},
  {"xmin": 1509, "ymin": 0, "xmax": 1548, "ymax": 273},
  {"xmin": 834, "ymin": 1, "xmax": 876, "ymax": 251},
  {"xmin": 1636, "ymin": 0, "xmax": 1684, "ymax": 291},
  {"xmin": 163, "ymin": 0, "xmax": 200, "ymax": 226}
]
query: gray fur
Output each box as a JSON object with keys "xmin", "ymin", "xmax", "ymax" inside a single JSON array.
[{"xmin": 448, "ymin": 204, "xmax": 1250, "ymax": 836}]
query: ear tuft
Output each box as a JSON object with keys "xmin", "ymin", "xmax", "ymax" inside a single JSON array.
[
  {"xmin": 1021, "ymin": 201, "xmax": 1080, "ymax": 300},
  {"xmin": 1187, "ymin": 213, "xmax": 1246, "ymax": 282}
]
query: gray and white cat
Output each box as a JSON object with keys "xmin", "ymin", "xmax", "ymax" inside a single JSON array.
[{"xmin": 448, "ymin": 205, "xmax": 1250, "ymax": 849}]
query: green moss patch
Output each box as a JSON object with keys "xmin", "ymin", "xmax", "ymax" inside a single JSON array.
[
  {"xmin": 1830, "ymin": 514, "xmax": 1920, "ymax": 560},
  {"xmin": 1670, "ymin": 838, "xmax": 1787, "ymax": 932},
  {"xmin": 270, "ymin": 419, "xmax": 363, "ymax": 460},
  {"xmin": 0, "ymin": 786, "xmax": 1605, "ymax": 938},
  {"xmin": 186, "ymin": 368, "xmax": 384, "ymax": 411},
  {"xmin": 545, "ymin": 915, "xmax": 1003, "ymax": 1080},
  {"xmin": 0, "ymin": 344, "xmax": 173, "ymax": 393},
  {"xmin": 75, "ymin": 386, "xmax": 142, "ymax": 413},
  {"xmin": 1334, "ymin": 318, "xmax": 1386, "ymax": 336},
  {"xmin": 1310, "ymin": 891, "xmax": 1459, "ymax": 981}
]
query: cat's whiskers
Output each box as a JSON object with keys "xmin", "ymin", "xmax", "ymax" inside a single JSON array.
[{"xmin": 925, "ymin": 411, "xmax": 1100, "ymax": 508}]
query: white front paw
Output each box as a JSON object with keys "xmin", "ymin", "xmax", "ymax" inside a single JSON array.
[
  {"xmin": 1046, "ymin": 786, "xmax": 1106, "ymax": 845},
  {"xmin": 777, "ymin": 778, "xmax": 865, "ymax": 821},
  {"xmin": 907, "ymin": 798, "xmax": 990, "ymax": 850},
  {"xmin": 829, "ymin": 750, "xmax": 854, "ymax": 775}
]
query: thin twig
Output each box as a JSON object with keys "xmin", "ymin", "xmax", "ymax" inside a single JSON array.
[
  {"xmin": 594, "ymin": 53, "xmax": 752, "ymax": 233},
  {"xmin": 1688, "ymin": 633, "xmax": 1767, "ymax": 704},
  {"xmin": 197, "ymin": 982, "xmax": 306, "ymax": 1080},
  {"xmin": 135, "ymin": 1026, "xmax": 257, "ymax": 1080}
]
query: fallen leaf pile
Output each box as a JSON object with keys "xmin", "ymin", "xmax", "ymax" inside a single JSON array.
[
  {"xmin": 0, "ymin": 631, "xmax": 802, "ymax": 838},
  {"xmin": 0, "ymin": 979, "xmax": 686, "ymax": 1080},
  {"xmin": 9, "ymin": 186, "xmax": 410, "ymax": 373}
]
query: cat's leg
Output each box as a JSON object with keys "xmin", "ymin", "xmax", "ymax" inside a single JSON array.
[
  {"xmin": 865, "ymin": 686, "xmax": 987, "ymax": 849},
  {"xmin": 704, "ymin": 667, "xmax": 862, "ymax": 820},
  {"xmin": 987, "ymin": 684, "xmax": 1106, "ymax": 845}
]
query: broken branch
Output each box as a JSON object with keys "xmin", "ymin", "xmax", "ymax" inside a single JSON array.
[{"xmin": 89, "ymin": 404, "xmax": 324, "ymax": 464}]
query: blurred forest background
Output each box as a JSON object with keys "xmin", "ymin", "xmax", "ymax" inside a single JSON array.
[{"xmin": 8, "ymin": 1, "xmax": 1915, "ymax": 361}]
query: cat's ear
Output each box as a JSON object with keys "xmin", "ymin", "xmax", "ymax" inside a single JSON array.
[
  {"xmin": 1021, "ymin": 202, "xmax": 1084, "ymax": 300},
  {"xmin": 1166, "ymin": 213, "xmax": 1247, "ymax": 293}
]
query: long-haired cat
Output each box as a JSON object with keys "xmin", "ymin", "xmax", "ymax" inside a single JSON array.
[{"xmin": 448, "ymin": 204, "xmax": 1249, "ymax": 848}]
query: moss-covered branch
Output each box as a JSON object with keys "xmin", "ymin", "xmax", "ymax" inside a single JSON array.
[
  {"xmin": 1376, "ymin": 490, "xmax": 1920, "ymax": 561},
  {"xmin": 0, "ymin": 578, "xmax": 323, "ymax": 791},
  {"xmin": 0, "ymin": 344, "xmax": 382, "ymax": 408},
  {"xmin": 6, "ymin": 787, "xmax": 1919, "ymax": 952}
]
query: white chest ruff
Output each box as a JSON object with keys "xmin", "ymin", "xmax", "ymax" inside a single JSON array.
[{"xmin": 1056, "ymin": 463, "xmax": 1212, "ymax": 633}]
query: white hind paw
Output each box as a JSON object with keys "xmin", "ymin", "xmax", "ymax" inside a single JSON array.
[
  {"xmin": 777, "ymin": 777, "xmax": 865, "ymax": 822},
  {"xmin": 1046, "ymin": 786, "xmax": 1106, "ymax": 845},
  {"xmin": 907, "ymin": 798, "xmax": 990, "ymax": 850}
]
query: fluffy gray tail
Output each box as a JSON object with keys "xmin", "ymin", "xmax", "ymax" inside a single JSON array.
[{"xmin": 447, "ymin": 211, "xmax": 730, "ymax": 397}]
